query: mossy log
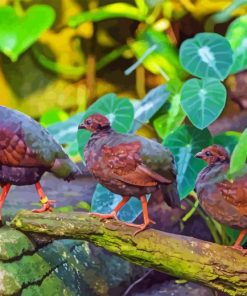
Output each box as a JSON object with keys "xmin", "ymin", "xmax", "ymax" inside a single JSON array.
[{"xmin": 11, "ymin": 210, "xmax": 247, "ymax": 296}]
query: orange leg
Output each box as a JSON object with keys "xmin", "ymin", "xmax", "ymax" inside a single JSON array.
[
  {"xmin": 90, "ymin": 196, "xmax": 130, "ymax": 220},
  {"xmin": 32, "ymin": 182, "xmax": 56, "ymax": 213},
  {"xmin": 232, "ymin": 229, "xmax": 247, "ymax": 255},
  {"xmin": 120, "ymin": 195, "xmax": 156, "ymax": 236},
  {"xmin": 0, "ymin": 184, "xmax": 11, "ymax": 222}
]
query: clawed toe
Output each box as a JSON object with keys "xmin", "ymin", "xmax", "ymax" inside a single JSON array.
[
  {"xmin": 32, "ymin": 200, "xmax": 56, "ymax": 213},
  {"xmin": 231, "ymin": 245, "xmax": 247, "ymax": 255},
  {"xmin": 89, "ymin": 212, "xmax": 119, "ymax": 221}
]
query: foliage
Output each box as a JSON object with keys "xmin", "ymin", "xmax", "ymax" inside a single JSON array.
[
  {"xmin": 163, "ymin": 125, "xmax": 212, "ymax": 198},
  {"xmin": 180, "ymin": 78, "xmax": 226, "ymax": 129},
  {"xmin": 229, "ymin": 128, "xmax": 247, "ymax": 176},
  {"xmin": 0, "ymin": 5, "xmax": 55, "ymax": 62}
]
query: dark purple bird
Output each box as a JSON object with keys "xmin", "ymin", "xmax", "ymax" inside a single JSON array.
[
  {"xmin": 78, "ymin": 113, "xmax": 180, "ymax": 234},
  {"xmin": 0, "ymin": 106, "xmax": 81, "ymax": 221}
]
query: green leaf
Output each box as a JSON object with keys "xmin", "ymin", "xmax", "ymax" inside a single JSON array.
[
  {"xmin": 40, "ymin": 108, "xmax": 69, "ymax": 128},
  {"xmin": 77, "ymin": 93, "xmax": 134, "ymax": 160},
  {"xmin": 163, "ymin": 125, "xmax": 213, "ymax": 199},
  {"xmin": 130, "ymin": 27, "xmax": 186, "ymax": 79},
  {"xmin": 226, "ymin": 15, "xmax": 247, "ymax": 74},
  {"xmin": 153, "ymin": 79, "xmax": 185, "ymax": 139},
  {"xmin": 0, "ymin": 5, "xmax": 55, "ymax": 61},
  {"xmin": 180, "ymin": 78, "xmax": 226, "ymax": 129},
  {"xmin": 68, "ymin": 3, "xmax": 146, "ymax": 27},
  {"xmin": 179, "ymin": 33, "xmax": 233, "ymax": 80},
  {"xmin": 131, "ymin": 84, "xmax": 170, "ymax": 132},
  {"xmin": 229, "ymin": 128, "xmax": 247, "ymax": 176},
  {"xmin": 91, "ymin": 184, "xmax": 150, "ymax": 222},
  {"xmin": 213, "ymin": 131, "xmax": 240, "ymax": 154},
  {"xmin": 47, "ymin": 113, "xmax": 84, "ymax": 145}
]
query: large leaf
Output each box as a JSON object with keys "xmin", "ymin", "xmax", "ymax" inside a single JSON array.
[
  {"xmin": 226, "ymin": 15, "xmax": 247, "ymax": 74},
  {"xmin": 163, "ymin": 125, "xmax": 213, "ymax": 199},
  {"xmin": 91, "ymin": 184, "xmax": 150, "ymax": 222},
  {"xmin": 0, "ymin": 5, "xmax": 55, "ymax": 62},
  {"xmin": 130, "ymin": 27, "xmax": 186, "ymax": 79},
  {"xmin": 180, "ymin": 78, "xmax": 226, "ymax": 129},
  {"xmin": 131, "ymin": 85, "xmax": 170, "ymax": 132},
  {"xmin": 179, "ymin": 33, "xmax": 233, "ymax": 80},
  {"xmin": 229, "ymin": 128, "xmax": 247, "ymax": 176},
  {"xmin": 213, "ymin": 131, "xmax": 240, "ymax": 154},
  {"xmin": 68, "ymin": 3, "xmax": 146, "ymax": 27},
  {"xmin": 77, "ymin": 93, "xmax": 134, "ymax": 160}
]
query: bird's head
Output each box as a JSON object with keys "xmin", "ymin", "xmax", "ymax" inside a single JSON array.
[
  {"xmin": 195, "ymin": 145, "xmax": 230, "ymax": 165},
  {"xmin": 78, "ymin": 113, "xmax": 111, "ymax": 133}
]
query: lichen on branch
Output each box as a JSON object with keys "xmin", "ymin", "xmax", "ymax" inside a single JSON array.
[{"xmin": 11, "ymin": 210, "xmax": 247, "ymax": 296}]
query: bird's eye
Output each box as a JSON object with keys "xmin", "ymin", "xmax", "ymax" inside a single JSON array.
[
  {"xmin": 86, "ymin": 119, "xmax": 92, "ymax": 125},
  {"xmin": 205, "ymin": 151, "xmax": 212, "ymax": 156}
]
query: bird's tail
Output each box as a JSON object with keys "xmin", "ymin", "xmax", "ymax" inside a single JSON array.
[
  {"xmin": 160, "ymin": 182, "xmax": 181, "ymax": 208},
  {"xmin": 51, "ymin": 158, "xmax": 82, "ymax": 181}
]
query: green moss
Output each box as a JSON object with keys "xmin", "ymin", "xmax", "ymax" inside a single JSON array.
[
  {"xmin": 0, "ymin": 226, "xmax": 34, "ymax": 261},
  {"xmin": 21, "ymin": 274, "xmax": 73, "ymax": 296}
]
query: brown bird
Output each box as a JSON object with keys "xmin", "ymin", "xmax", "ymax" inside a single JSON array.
[
  {"xmin": 78, "ymin": 113, "xmax": 180, "ymax": 234},
  {"xmin": 195, "ymin": 144, "xmax": 247, "ymax": 254},
  {"xmin": 0, "ymin": 106, "xmax": 81, "ymax": 221}
]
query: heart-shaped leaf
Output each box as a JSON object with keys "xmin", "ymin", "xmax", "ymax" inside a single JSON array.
[
  {"xmin": 91, "ymin": 184, "xmax": 150, "ymax": 222},
  {"xmin": 131, "ymin": 84, "xmax": 170, "ymax": 132},
  {"xmin": 0, "ymin": 5, "xmax": 55, "ymax": 61},
  {"xmin": 180, "ymin": 78, "xmax": 226, "ymax": 129},
  {"xmin": 77, "ymin": 93, "xmax": 134, "ymax": 160},
  {"xmin": 179, "ymin": 33, "xmax": 233, "ymax": 80},
  {"xmin": 226, "ymin": 15, "xmax": 247, "ymax": 74},
  {"xmin": 163, "ymin": 125, "xmax": 213, "ymax": 199},
  {"xmin": 229, "ymin": 128, "xmax": 247, "ymax": 176}
]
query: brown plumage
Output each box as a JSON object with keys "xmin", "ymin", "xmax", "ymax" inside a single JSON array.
[
  {"xmin": 195, "ymin": 144, "xmax": 247, "ymax": 254},
  {"xmin": 79, "ymin": 113, "xmax": 180, "ymax": 234}
]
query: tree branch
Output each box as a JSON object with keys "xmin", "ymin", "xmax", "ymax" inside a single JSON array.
[{"xmin": 11, "ymin": 210, "xmax": 247, "ymax": 296}]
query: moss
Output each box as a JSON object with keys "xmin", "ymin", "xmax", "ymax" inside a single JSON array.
[
  {"xmin": 21, "ymin": 273, "xmax": 74, "ymax": 296},
  {"xmin": 0, "ymin": 226, "xmax": 34, "ymax": 261}
]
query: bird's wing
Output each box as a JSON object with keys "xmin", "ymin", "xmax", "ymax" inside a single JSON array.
[
  {"xmin": 217, "ymin": 178, "xmax": 247, "ymax": 207},
  {"xmin": 0, "ymin": 107, "xmax": 79, "ymax": 178},
  {"xmin": 102, "ymin": 141, "xmax": 172, "ymax": 187},
  {"xmin": 0, "ymin": 124, "xmax": 40, "ymax": 167}
]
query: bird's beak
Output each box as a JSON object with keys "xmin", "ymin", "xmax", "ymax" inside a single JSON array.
[
  {"xmin": 195, "ymin": 152, "xmax": 203, "ymax": 159},
  {"xmin": 78, "ymin": 123, "xmax": 86, "ymax": 130}
]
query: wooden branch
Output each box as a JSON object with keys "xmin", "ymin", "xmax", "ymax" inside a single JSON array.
[{"xmin": 11, "ymin": 210, "xmax": 247, "ymax": 296}]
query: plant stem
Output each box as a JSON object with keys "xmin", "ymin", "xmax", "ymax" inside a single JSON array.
[{"xmin": 31, "ymin": 46, "xmax": 85, "ymax": 79}]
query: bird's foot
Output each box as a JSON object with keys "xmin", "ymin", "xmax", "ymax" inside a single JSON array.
[
  {"xmin": 89, "ymin": 211, "xmax": 119, "ymax": 221},
  {"xmin": 32, "ymin": 200, "xmax": 56, "ymax": 213},
  {"xmin": 121, "ymin": 219, "xmax": 156, "ymax": 236},
  {"xmin": 231, "ymin": 245, "xmax": 247, "ymax": 255}
]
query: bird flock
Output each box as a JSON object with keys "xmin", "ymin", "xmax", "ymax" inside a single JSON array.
[{"xmin": 0, "ymin": 106, "xmax": 246, "ymax": 254}]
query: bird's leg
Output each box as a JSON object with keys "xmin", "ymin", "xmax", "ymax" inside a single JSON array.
[
  {"xmin": 120, "ymin": 195, "xmax": 155, "ymax": 235},
  {"xmin": 32, "ymin": 182, "xmax": 56, "ymax": 213},
  {"xmin": 231, "ymin": 229, "xmax": 247, "ymax": 255},
  {"xmin": 0, "ymin": 184, "xmax": 11, "ymax": 224},
  {"xmin": 90, "ymin": 196, "xmax": 130, "ymax": 221}
]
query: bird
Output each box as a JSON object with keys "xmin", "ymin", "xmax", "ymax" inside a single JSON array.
[
  {"xmin": 195, "ymin": 144, "xmax": 247, "ymax": 254},
  {"xmin": 0, "ymin": 106, "xmax": 81, "ymax": 221},
  {"xmin": 78, "ymin": 113, "xmax": 180, "ymax": 234}
]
